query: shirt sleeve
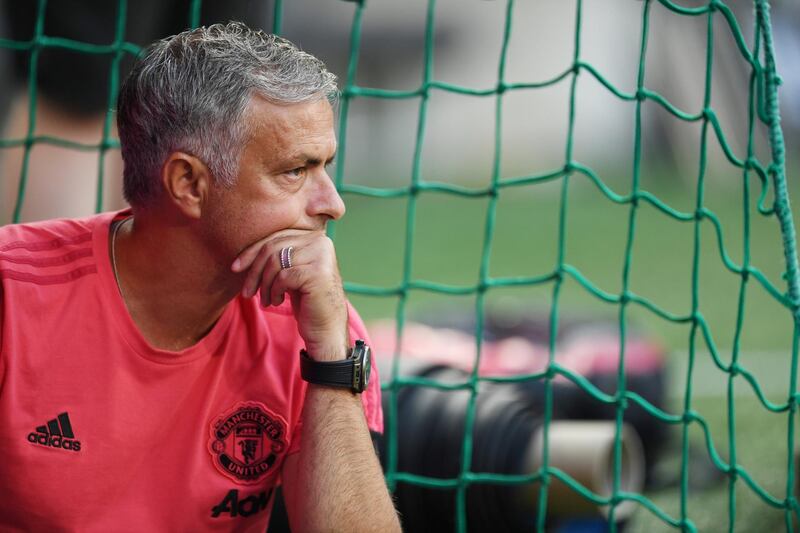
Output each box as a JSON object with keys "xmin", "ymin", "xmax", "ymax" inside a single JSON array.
[{"xmin": 0, "ymin": 284, "xmax": 5, "ymax": 390}]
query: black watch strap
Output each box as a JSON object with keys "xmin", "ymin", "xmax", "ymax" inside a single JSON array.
[{"xmin": 300, "ymin": 350, "xmax": 355, "ymax": 390}]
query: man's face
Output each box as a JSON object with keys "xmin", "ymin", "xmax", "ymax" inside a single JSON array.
[{"xmin": 202, "ymin": 96, "xmax": 344, "ymax": 263}]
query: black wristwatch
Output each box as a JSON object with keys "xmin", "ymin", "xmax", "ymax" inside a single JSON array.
[{"xmin": 300, "ymin": 340, "xmax": 372, "ymax": 393}]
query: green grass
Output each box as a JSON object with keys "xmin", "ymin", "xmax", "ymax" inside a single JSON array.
[
  {"xmin": 627, "ymin": 395, "xmax": 793, "ymax": 532},
  {"xmin": 334, "ymin": 169, "xmax": 796, "ymax": 354},
  {"xmin": 332, "ymin": 166, "xmax": 799, "ymax": 530}
]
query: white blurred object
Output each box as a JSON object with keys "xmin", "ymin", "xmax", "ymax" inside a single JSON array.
[{"xmin": 526, "ymin": 421, "xmax": 645, "ymax": 520}]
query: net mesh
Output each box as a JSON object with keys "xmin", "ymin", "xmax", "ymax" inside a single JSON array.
[{"xmin": 0, "ymin": 0, "xmax": 797, "ymax": 531}]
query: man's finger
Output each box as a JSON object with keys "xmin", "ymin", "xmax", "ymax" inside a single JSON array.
[
  {"xmin": 261, "ymin": 245, "xmax": 313, "ymax": 306},
  {"xmin": 242, "ymin": 243, "xmax": 273, "ymax": 298},
  {"xmin": 268, "ymin": 264, "xmax": 309, "ymax": 307},
  {"xmin": 231, "ymin": 229, "xmax": 318, "ymax": 273},
  {"xmin": 231, "ymin": 238, "xmax": 269, "ymax": 273}
]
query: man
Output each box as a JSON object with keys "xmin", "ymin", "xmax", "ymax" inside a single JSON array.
[{"xmin": 0, "ymin": 22, "xmax": 401, "ymax": 532}]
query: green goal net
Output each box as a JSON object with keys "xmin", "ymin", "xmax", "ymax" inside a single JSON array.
[{"xmin": 0, "ymin": 0, "xmax": 798, "ymax": 531}]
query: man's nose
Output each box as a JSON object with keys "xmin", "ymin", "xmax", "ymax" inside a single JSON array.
[{"xmin": 308, "ymin": 170, "xmax": 346, "ymax": 221}]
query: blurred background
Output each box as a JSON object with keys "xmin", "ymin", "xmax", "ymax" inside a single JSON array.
[{"xmin": 1, "ymin": 0, "xmax": 799, "ymax": 531}]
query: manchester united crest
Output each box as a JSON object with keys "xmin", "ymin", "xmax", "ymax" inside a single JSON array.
[{"xmin": 208, "ymin": 402, "xmax": 288, "ymax": 484}]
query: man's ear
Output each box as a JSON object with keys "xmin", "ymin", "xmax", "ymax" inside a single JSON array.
[{"xmin": 161, "ymin": 152, "xmax": 211, "ymax": 219}]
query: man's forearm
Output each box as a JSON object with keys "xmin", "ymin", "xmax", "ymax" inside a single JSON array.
[
  {"xmin": 235, "ymin": 229, "xmax": 399, "ymax": 530},
  {"xmin": 284, "ymin": 386, "xmax": 401, "ymax": 532}
]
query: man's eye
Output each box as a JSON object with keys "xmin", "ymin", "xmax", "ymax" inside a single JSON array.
[{"xmin": 287, "ymin": 167, "xmax": 306, "ymax": 178}]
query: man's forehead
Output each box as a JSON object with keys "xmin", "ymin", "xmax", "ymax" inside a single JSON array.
[
  {"xmin": 247, "ymin": 95, "xmax": 334, "ymax": 129},
  {"xmin": 243, "ymin": 97, "xmax": 336, "ymax": 165},
  {"xmin": 285, "ymin": 143, "xmax": 337, "ymax": 165}
]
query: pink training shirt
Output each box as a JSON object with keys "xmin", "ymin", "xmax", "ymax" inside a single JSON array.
[{"xmin": 0, "ymin": 211, "xmax": 382, "ymax": 532}]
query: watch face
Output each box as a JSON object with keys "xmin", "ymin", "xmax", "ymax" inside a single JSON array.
[{"xmin": 362, "ymin": 346, "xmax": 372, "ymax": 389}]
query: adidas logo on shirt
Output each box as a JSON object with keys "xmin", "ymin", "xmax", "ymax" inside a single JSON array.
[{"xmin": 27, "ymin": 412, "xmax": 81, "ymax": 452}]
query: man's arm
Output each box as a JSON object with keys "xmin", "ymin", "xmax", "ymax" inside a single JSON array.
[
  {"xmin": 233, "ymin": 231, "xmax": 400, "ymax": 532},
  {"xmin": 281, "ymin": 386, "xmax": 400, "ymax": 532}
]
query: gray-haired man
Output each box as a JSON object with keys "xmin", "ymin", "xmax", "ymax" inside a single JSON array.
[{"xmin": 0, "ymin": 22, "xmax": 401, "ymax": 532}]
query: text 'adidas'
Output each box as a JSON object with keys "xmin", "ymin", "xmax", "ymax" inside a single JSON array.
[{"xmin": 26, "ymin": 412, "xmax": 81, "ymax": 452}]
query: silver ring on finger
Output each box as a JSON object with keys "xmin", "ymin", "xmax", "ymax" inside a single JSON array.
[{"xmin": 279, "ymin": 246, "xmax": 294, "ymax": 270}]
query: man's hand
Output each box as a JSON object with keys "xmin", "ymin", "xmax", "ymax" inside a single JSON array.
[{"xmin": 231, "ymin": 230, "xmax": 349, "ymax": 361}]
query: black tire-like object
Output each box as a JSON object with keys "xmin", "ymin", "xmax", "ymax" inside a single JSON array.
[
  {"xmin": 382, "ymin": 365, "xmax": 552, "ymax": 532},
  {"xmin": 380, "ymin": 363, "xmax": 667, "ymax": 532}
]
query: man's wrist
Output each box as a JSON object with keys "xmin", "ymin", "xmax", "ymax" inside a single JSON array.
[
  {"xmin": 300, "ymin": 339, "xmax": 371, "ymax": 393},
  {"xmin": 303, "ymin": 338, "xmax": 350, "ymax": 362}
]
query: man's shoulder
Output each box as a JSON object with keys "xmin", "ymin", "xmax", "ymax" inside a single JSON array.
[
  {"xmin": 0, "ymin": 212, "xmax": 117, "ymax": 291},
  {"xmin": 0, "ymin": 213, "xmax": 111, "ymax": 252}
]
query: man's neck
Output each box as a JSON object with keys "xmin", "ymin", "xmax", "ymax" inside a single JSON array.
[{"xmin": 112, "ymin": 212, "xmax": 242, "ymax": 352}]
